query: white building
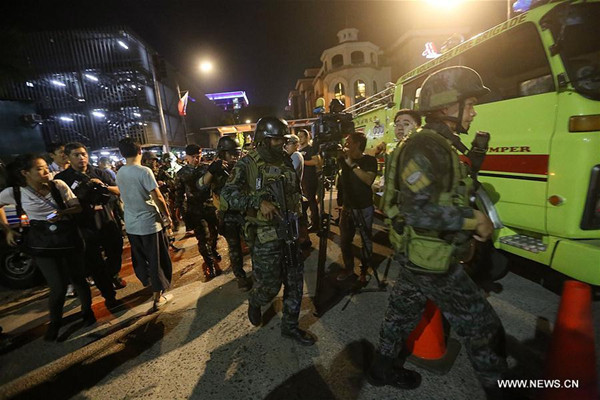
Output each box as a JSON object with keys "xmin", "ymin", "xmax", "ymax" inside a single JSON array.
[{"xmin": 288, "ymin": 28, "xmax": 391, "ymax": 118}]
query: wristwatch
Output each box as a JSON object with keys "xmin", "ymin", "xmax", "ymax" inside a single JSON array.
[{"xmin": 351, "ymin": 164, "xmax": 359, "ymax": 170}]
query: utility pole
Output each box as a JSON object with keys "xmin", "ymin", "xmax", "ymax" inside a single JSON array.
[{"xmin": 151, "ymin": 54, "xmax": 170, "ymax": 153}]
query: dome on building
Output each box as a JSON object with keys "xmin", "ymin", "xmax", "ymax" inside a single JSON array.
[{"xmin": 337, "ymin": 28, "xmax": 359, "ymax": 43}]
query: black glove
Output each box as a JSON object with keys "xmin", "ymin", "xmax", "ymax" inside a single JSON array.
[
  {"xmin": 467, "ymin": 131, "xmax": 490, "ymax": 174},
  {"xmin": 208, "ymin": 159, "xmax": 224, "ymax": 176},
  {"xmin": 471, "ymin": 131, "xmax": 490, "ymax": 152}
]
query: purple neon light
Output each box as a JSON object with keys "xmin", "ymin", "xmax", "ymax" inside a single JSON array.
[{"xmin": 205, "ymin": 91, "xmax": 249, "ymax": 105}]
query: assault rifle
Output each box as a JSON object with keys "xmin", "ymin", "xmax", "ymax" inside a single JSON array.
[{"xmin": 265, "ymin": 167, "xmax": 300, "ymax": 274}]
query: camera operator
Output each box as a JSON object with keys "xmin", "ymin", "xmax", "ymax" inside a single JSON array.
[
  {"xmin": 56, "ymin": 143, "xmax": 124, "ymax": 308},
  {"xmin": 336, "ymin": 132, "xmax": 378, "ymax": 282}
]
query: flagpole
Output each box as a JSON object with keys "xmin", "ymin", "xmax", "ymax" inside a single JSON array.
[{"xmin": 176, "ymin": 82, "xmax": 190, "ymax": 145}]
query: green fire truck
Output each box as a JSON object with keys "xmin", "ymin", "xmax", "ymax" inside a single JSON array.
[{"xmin": 349, "ymin": 0, "xmax": 600, "ymax": 285}]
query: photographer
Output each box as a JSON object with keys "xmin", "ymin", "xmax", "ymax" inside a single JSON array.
[
  {"xmin": 336, "ymin": 132, "xmax": 378, "ymax": 281},
  {"xmin": 0, "ymin": 154, "xmax": 93, "ymax": 341},
  {"xmin": 56, "ymin": 143, "xmax": 124, "ymax": 309}
]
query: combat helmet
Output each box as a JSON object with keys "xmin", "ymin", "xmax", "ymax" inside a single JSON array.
[
  {"xmin": 141, "ymin": 151, "xmax": 159, "ymax": 164},
  {"xmin": 217, "ymin": 135, "xmax": 241, "ymax": 157},
  {"xmin": 418, "ymin": 66, "xmax": 489, "ymax": 113},
  {"xmin": 253, "ymin": 116, "xmax": 291, "ymax": 145},
  {"xmin": 217, "ymin": 136, "xmax": 241, "ymax": 152}
]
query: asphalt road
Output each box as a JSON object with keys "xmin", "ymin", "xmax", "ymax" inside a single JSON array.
[{"xmin": 0, "ymin": 219, "xmax": 599, "ymax": 400}]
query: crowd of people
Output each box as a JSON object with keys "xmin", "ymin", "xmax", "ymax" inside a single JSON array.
[{"xmin": 0, "ymin": 66, "xmax": 512, "ymax": 398}]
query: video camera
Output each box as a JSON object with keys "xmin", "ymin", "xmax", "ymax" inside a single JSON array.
[
  {"xmin": 75, "ymin": 180, "xmax": 111, "ymax": 206},
  {"xmin": 311, "ymin": 99, "xmax": 355, "ymax": 178}
]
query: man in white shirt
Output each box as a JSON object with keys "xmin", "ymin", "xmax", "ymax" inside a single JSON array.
[
  {"xmin": 47, "ymin": 143, "xmax": 69, "ymax": 178},
  {"xmin": 116, "ymin": 138, "xmax": 173, "ymax": 311},
  {"xmin": 284, "ymin": 134, "xmax": 304, "ymax": 180}
]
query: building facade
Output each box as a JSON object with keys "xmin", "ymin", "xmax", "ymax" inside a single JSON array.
[
  {"xmin": 288, "ymin": 28, "xmax": 391, "ymax": 118},
  {"xmin": 0, "ymin": 26, "xmax": 223, "ymax": 151},
  {"xmin": 287, "ymin": 27, "xmax": 473, "ymax": 118}
]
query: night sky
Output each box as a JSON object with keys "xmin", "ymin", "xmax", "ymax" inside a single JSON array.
[{"xmin": 3, "ymin": 1, "xmax": 507, "ymax": 111}]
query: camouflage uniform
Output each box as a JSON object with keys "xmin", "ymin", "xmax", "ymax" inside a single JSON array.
[
  {"xmin": 221, "ymin": 149, "xmax": 304, "ymax": 331},
  {"xmin": 157, "ymin": 165, "xmax": 179, "ymax": 231},
  {"xmin": 378, "ymin": 121, "xmax": 507, "ymax": 388},
  {"xmin": 212, "ymin": 165, "xmax": 247, "ymax": 281},
  {"xmin": 174, "ymin": 164, "xmax": 219, "ymax": 268}
]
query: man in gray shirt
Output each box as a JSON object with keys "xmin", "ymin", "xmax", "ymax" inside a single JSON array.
[{"xmin": 117, "ymin": 138, "xmax": 173, "ymax": 311}]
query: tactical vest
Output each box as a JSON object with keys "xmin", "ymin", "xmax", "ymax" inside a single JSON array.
[
  {"xmin": 225, "ymin": 150, "xmax": 301, "ymax": 246},
  {"xmin": 384, "ymin": 129, "xmax": 474, "ymax": 273}
]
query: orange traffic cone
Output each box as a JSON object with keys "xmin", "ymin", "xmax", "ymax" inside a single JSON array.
[
  {"xmin": 405, "ymin": 300, "xmax": 461, "ymax": 375},
  {"xmin": 543, "ymin": 280, "xmax": 598, "ymax": 400}
]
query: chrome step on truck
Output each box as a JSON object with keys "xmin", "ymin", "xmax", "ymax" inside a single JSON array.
[{"xmin": 500, "ymin": 235, "xmax": 547, "ymax": 254}]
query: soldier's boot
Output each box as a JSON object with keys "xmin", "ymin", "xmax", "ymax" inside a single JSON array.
[
  {"xmin": 237, "ymin": 276, "xmax": 253, "ymax": 292},
  {"xmin": 202, "ymin": 262, "xmax": 215, "ymax": 281},
  {"xmin": 367, "ymin": 352, "xmax": 421, "ymax": 390},
  {"xmin": 281, "ymin": 327, "xmax": 316, "ymax": 346},
  {"xmin": 240, "ymin": 239, "xmax": 250, "ymax": 255},
  {"xmin": 359, "ymin": 265, "xmax": 369, "ymax": 284},
  {"xmin": 248, "ymin": 303, "xmax": 262, "ymax": 326},
  {"xmin": 213, "ymin": 262, "xmax": 223, "ymax": 276}
]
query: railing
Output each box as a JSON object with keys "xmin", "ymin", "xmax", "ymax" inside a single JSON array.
[{"xmin": 344, "ymin": 83, "xmax": 396, "ymax": 116}]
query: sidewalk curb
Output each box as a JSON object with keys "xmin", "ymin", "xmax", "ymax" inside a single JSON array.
[{"xmin": 0, "ymin": 309, "xmax": 161, "ymax": 399}]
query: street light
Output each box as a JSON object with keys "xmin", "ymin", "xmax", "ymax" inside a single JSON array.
[
  {"xmin": 424, "ymin": 0, "xmax": 464, "ymax": 10},
  {"xmin": 245, "ymin": 119, "xmax": 251, "ymax": 124},
  {"xmin": 199, "ymin": 60, "xmax": 213, "ymax": 73}
]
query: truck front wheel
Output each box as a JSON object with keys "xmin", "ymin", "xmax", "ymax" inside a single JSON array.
[{"xmin": 0, "ymin": 249, "xmax": 41, "ymax": 289}]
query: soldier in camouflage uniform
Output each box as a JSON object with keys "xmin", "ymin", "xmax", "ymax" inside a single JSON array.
[
  {"xmin": 157, "ymin": 153, "xmax": 180, "ymax": 232},
  {"xmin": 175, "ymin": 144, "xmax": 221, "ymax": 280},
  {"xmin": 200, "ymin": 136, "xmax": 253, "ymax": 291},
  {"xmin": 368, "ymin": 67, "xmax": 507, "ymax": 396},
  {"xmin": 221, "ymin": 117, "xmax": 316, "ymax": 346}
]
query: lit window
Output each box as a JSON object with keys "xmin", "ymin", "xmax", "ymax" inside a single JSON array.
[
  {"xmin": 334, "ymin": 82, "xmax": 345, "ymax": 101},
  {"xmin": 354, "ymin": 80, "xmax": 366, "ymax": 103}
]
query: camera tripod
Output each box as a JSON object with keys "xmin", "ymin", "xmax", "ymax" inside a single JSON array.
[{"xmin": 313, "ymin": 156, "xmax": 387, "ymax": 317}]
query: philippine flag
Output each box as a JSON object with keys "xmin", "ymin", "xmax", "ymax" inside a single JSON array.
[{"xmin": 178, "ymin": 91, "xmax": 189, "ymax": 116}]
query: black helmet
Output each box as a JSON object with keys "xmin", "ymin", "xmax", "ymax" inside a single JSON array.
[
  {"xmin": 418, "ymin": 66, "xmax": 490, "ymax": 113},
  {"xmin": 141, "ymin": 152, "xmax": 159, "ymax": 163},
  {"xmin": 217, "ymin": 136, "xmax": 241, "ymax": 153},
  {"xmin": 253, "ymin": 116, "xmax": 290, "ymax": 145}
]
